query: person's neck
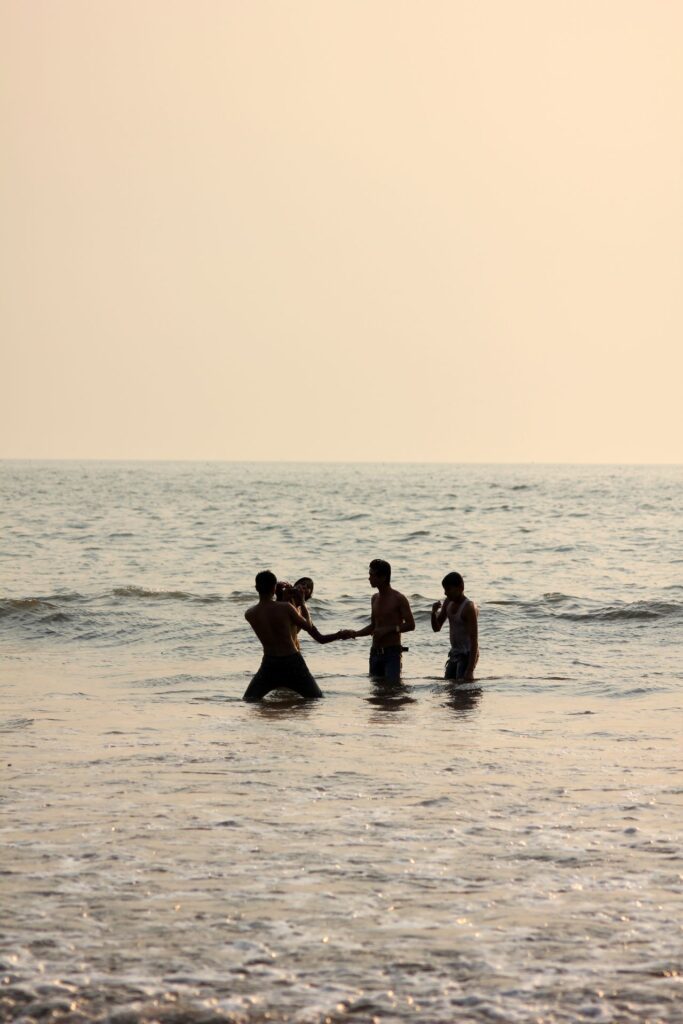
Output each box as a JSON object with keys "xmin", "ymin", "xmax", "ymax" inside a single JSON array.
[
  {"xmin": 377, "ymin": 581, "xmax": 391, "ymax": 594},
  {"xmin": 260, "ymin": 594, "xmax": 276, "ymax": 604}
]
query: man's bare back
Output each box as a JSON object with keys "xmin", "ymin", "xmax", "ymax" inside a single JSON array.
[
  {"xmin": 243, "ymin": 570, "xmax": 346, "ymax": 702},
  {"xmin": 245, "ymin": 599, "xmax": 311, "ymax": 657}
]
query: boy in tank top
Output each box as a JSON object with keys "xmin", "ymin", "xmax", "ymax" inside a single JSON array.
[{"xmin": 431, "ymin": 571, "xmax": 479, "ymax": 681}]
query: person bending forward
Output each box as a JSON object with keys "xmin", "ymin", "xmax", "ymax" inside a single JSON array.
[{"xmin": 243, "ymin": 570, "xmax": 343, "ymax": 701}]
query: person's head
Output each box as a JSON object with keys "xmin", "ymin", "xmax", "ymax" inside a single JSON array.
[
  {"xmin": 294, "ymin": 577, "xmax": 314, "ymax": 601},
  {"xmin": 255, "ymin": 570, "xmax": 277, "ymax": 597},
  {"xmin": 369, "ymin": 559, "xmax": 391, "ymax": 588},
  {"xmin": 442, "ymin": 571, "xmax": 464, "ymax": 600}
]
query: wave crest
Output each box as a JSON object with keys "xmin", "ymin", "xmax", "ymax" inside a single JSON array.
[{"xmin": 113, "ymin": 586, "xmax": 192, "ymax": 601}]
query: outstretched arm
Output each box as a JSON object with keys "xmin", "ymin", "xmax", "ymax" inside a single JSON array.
[
  {"xmin": 341, "ymin": 608, "xmax": 375, "ymax": 640},
  {"xmin": 310, "ymin": 625, "xmax": 345, "ymax": 644},
  {"xmin": 290, "ymin": 605, "xmax": 343, "ymax": 644},
  {"xmin": 348, "ymin": 622, "xmax": 374, "ymax": 638}
]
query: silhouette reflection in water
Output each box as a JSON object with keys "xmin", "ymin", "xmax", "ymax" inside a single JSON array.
[
  {"xmin": 442, "ymin": 682, "xmax": 483, "ymax": 715},
  {"xmin": 366, "ymin": 678, "xmax": 417, "ymax": 712},
  {"xmin": 252, "ymin": 691, "xmax": 321, "ymax": 718}
]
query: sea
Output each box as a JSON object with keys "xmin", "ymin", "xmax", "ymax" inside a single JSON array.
[{"xmin": 1, "ymin": 461, "xmax": 682, "ymax": 1024}]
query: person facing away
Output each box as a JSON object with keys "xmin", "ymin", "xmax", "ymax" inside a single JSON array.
[
  {"xmin": 346, "ymin": 559, "xmax": 415, "ymax": 683},
  {"xmin": 243, "ymin": 570, "xmax": 345, "ymax": 701},
  {"xmin": 431, "ymin": 571, "xmax": 479, "ymax": 682}
]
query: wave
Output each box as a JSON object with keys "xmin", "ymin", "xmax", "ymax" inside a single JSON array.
[
  {"xmin": 0, "ymin": 716, "xmax": 34, "ymax": 732},
  {"xmin": 113, "ymin": 586, "xmax": 192, "ymax": 600},
  {"xmin": 112, "ymin": 586, "xmax": 224, "ymax": 603},
  {"xmin": 558, "ymin": 601, "xmax": 682, "ymax": 622},
  {"xmin": 486, "ymin": 594, "xmax": 682, "ymax": 621},
  {"xmin": 1, "ymin": 589, "xmax": 227, "ymax": 620},
  {"xmin": 0, "ymin": 597, "xmax": 57, "ymax": 617}
]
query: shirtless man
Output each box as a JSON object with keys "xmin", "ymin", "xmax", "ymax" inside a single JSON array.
[
  {"xmin": 431, "ymin": 571, "xmax": 479, "ymax": 682},
  {"xmin": 244, "ymin": 570, "xmax": 344, "ymax": 701},
  {"xmin": 347, "ymin": 559, "xmax": 415, "ymax": 682}
]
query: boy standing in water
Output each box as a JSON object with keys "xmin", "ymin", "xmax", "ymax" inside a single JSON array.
[
  {"xmin": 431, "ymin": 572, "xmax": 479, "ymax": 681},
  {"xmin": 244, "ymin": 570, "xmax": 346, "ymax": 701},
  {"xmin": 346, "ymin": 559, "xmax": 415, "ymax": 682}
]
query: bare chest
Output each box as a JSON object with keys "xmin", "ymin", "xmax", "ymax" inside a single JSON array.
[{"xmin": 372, "ymin": 593, "xmax": 402, "ymax": 625}]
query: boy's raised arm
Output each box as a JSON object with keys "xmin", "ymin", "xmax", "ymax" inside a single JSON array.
[{"xmin": 431, "ymin": 599, "xmax": 448, "ymax": 632}]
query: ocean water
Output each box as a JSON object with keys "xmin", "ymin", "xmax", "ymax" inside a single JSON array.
[{"xmin": 1, "ymin": 461, "xmax": 682, "ymax": 1024}]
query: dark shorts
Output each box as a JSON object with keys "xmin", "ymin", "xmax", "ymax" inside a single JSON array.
[
  {"xmin": 369, "ymin": 646, "xmax": 403, "ymax": 684},
  {"xmin": 243, "ymin": 653, "xmax": 323, "ymax": 701},
  {"xmin": 445, "ymin": 651, "xmax": 470, "ymax": 681}
]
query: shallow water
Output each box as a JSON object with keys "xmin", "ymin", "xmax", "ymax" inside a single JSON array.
[{"xmin": 1, "ymin": 462, "xmax": 682, "ymax": 1022}]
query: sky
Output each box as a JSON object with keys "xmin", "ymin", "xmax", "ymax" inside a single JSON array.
[{"xmin": 1, "ymin": 1, "xmax": 681, "ymax": 462}]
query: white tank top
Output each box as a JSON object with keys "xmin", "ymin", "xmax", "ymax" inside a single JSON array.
[{"xmin": 448, "ymin": 598, "xmax": 472, "ymax": 654}]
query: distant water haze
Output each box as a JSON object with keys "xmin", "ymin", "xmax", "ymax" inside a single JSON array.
[{"xmin": 2, "ymin": 2, "xmax": 682, "ymax": 462}]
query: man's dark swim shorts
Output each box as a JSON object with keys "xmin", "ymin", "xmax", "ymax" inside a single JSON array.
[
  {"xmin": 369, "ymin": 645, "xmax": 402, "ymax": 684},
  {"xmin": 243, "ymin": 652, "xmax": 323, "ymax": 701},
  {"xmin": 445, "ymin": 650, "xmax": 470, "ymax": 681}
]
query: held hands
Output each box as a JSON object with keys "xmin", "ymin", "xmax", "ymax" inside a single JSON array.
[{"xmin": 337, "ymin": 629, "xmax": 356, "ymax": 641}]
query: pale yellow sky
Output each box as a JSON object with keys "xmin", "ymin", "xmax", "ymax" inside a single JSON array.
[{"xmin": 1, "ymin": 1, "xmax": 681, "ymax": 461}]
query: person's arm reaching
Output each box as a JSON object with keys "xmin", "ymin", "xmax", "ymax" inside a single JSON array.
[
  {"xmin": 290, "ymin": 605, "xmax": 342, "ymax": 644},
  {"xmin": 344, "ymin": 609, "xmax": 375, "ymax": 641}
]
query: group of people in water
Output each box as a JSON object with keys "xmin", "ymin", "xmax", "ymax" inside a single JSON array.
[{"xmin": 243, "ymin": 559, "xmax": 478, "ymax": 701}]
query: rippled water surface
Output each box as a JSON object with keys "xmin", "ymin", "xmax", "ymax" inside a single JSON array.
[{"xmin": 1, "ymin": 462, "xmax": 682, "ymax": 1022}]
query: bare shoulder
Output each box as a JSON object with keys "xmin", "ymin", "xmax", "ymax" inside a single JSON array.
[
  {"xmin": 464, "ymin": 597, "xmax": 478, "ymax": 618},
  {"xmin": 393, "ymin": 588, "xmax": 411, "ymax": 606}
]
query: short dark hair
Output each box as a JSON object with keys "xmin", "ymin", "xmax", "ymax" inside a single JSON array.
[
  {"xmin": 442, "ymin": 571, "xmax": 464, "ymax": 590},
  {"xmin": 294, "ymin": 577, "xmax": 314, "ymax": 593},
  {"xmin": 369, "ymin": 559, "xmax": 391, "ymax": 582},
  {"xmin": 255, "ymin": 570, "xmax": 277, "ymax": 595}
]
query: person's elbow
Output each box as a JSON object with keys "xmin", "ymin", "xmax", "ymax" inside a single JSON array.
[{"xmin": 404, "ymin": 618, "xmax": 416, "ymax": 634}]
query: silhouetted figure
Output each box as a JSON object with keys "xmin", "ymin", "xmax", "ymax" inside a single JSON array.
[
  {"xmin": 431, "ymin": 571, "xmax": 479, "ymax": 681},
  {"xmin": 346, "ymin": 559, "xmax": 415, "ymax": 683},
  {"xmin": 244, "ymin": 570, "xmax": 345, "ymax": 701}
]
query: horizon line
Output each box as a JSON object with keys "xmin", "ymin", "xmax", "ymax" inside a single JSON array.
[{"xmin": 1, "ymin": 457, "xmax": 681, "ymax": 467}]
